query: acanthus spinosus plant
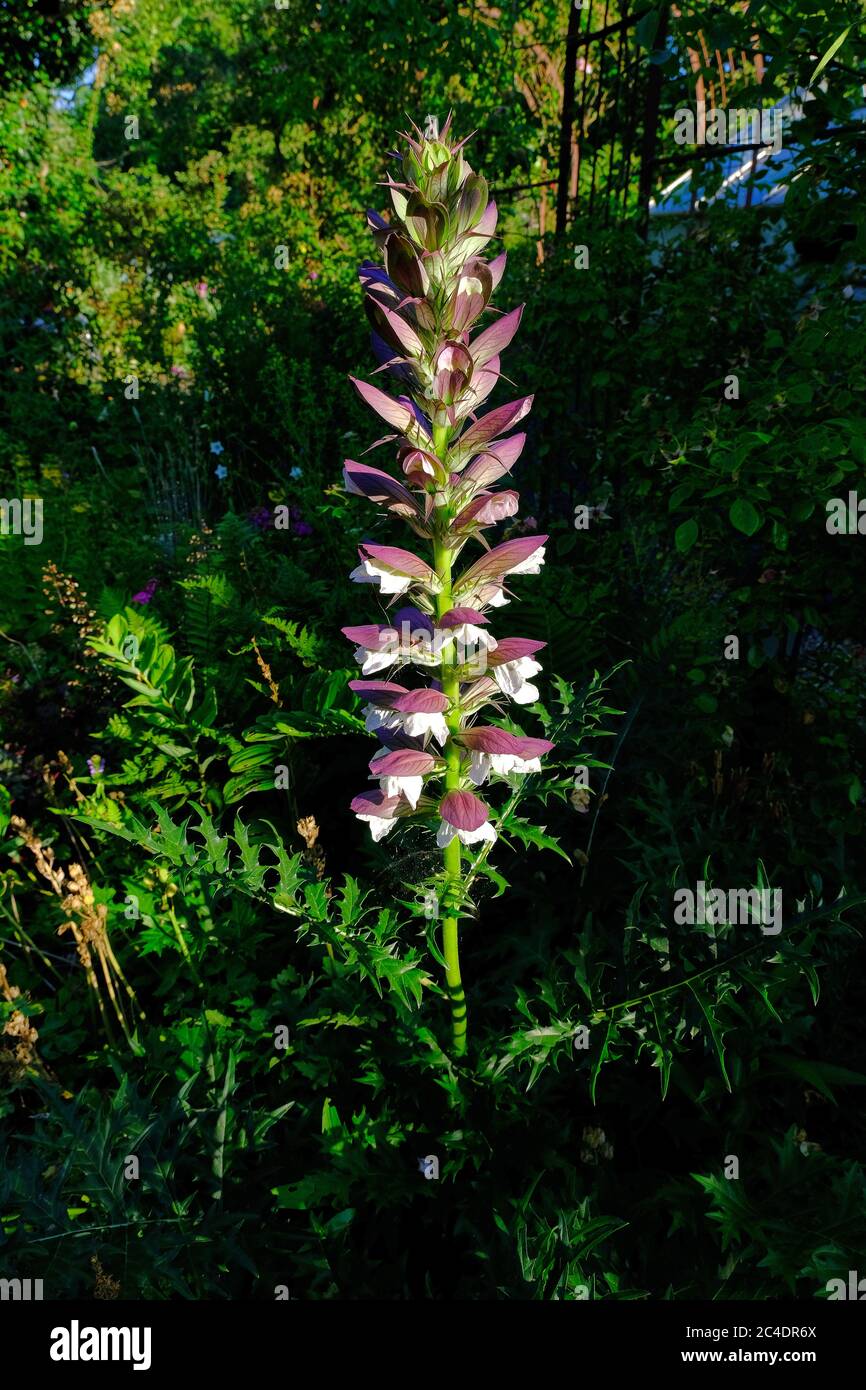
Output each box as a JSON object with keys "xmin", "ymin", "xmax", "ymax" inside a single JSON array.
[{"xmin": 342, "ymin": 116, "xmax": 553, "ymax": 1056}]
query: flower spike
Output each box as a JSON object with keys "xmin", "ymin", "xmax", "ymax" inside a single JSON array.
[{"xmin": 342, "ymin": 121, "xmax": 554, "ymax": 1055}]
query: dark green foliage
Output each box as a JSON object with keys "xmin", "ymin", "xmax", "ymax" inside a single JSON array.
[{"xmin": 1, "ymin": 0, "xmax": 865, "ymax": 1302}]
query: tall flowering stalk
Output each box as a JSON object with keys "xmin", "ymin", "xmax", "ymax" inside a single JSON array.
[{"xmin": 344, "ymin": 117, "xmax": 553, "ymax": 1055}]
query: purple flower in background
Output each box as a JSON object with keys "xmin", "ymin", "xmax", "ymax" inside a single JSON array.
[
  {"xmin": 86, "ymin": 754, "xmax": 105, "ymax": 777},
  {"xmin": 132, "ymin": 578, "xmax": 158, "ymax": 604},
  {"xmin": 248, "ymin": 506, "xmax": 272, "ymax": 530},
  {"xmin": 292, "ymin": 513, "xmax": 313, "ymax": 536}
]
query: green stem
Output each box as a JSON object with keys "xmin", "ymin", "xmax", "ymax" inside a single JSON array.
[{"xmin": 432, "ymin": 422, "xmax": 467, "ymax": 1056}]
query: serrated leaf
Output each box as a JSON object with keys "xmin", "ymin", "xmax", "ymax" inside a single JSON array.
[
  {"xmin": 688, "ymin": 982, "xmax": 731, "ymax": 1091},
  {"xmin": 501, "ymin": 817, "xmax": 572, "ymax": 864},
  {"xmin": 590, "ymin": 1016, "xmax": 615, "ymax": 1103}
]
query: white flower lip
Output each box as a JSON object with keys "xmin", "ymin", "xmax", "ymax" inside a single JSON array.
[
  {"xmin": 369, "ymin": 748, "xmax": 426, "ymax": 809},
  {"xmin": 362, "ymin": 704, "xmax": 402, "ymax": 734},
  {"xmin": 448, "ymin": 622, "xmax": 497, "ymax": 650},
  {"xmin": 458, "ymin": 274, "xmax": 484, "ymax": 298},
  {"xmin": 436, "ymin": 819, "xmax": 498, "ymax": 848},
  {"xmin": 358, "ymin": 702, "xmax": 449, "ymax": 746},
  {"xmin": 349, "ymin": 559, "xmax": 413, "ymax": 595},
  {"xmin": 380, "ymin": 775, "xmax": 423, "ymax": 808},
  {"xmin": 468, "ymin": 749, "xmax": 542, "ymax": 785},
  {"xmin": 401, "ymin": 711, "xmax": 449, "ymax": 744},
  {"xmin": 355, "ymin": 646, "xmax": 396, "ymax": 675},
  {"xmin": 356, "ymin": 813, "xmax": 398, "ymax": 842},
  {"xmin": 493, "ymin": 656, "xmax": 543, "ymax": 705}
]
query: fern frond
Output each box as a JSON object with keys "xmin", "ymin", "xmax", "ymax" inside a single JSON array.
[{"xmin": 260, "ymin": 612, "xmax": 323, "ymax": 668}]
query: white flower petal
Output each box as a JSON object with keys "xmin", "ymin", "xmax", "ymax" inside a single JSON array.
[
  {"xmin": 510, "ymin": 681, "xmax": 539, "ymax": 705},
  {"xmin": 381, "ymin": 774, "xmax": 424, "ymax": 809},
  {"xmin": 493, "ymin": 657, "xmax": 543, "ymax": 702},
  {"xmin": 357, "ymin": 814, "xmax": 397, "ymax": 842},
  {"xmin": 458, "ymin": 822, "xmax": 498, "ymax": 846},
  {"xmin": 363, "ymin": 705, "xmax": 401, "ymax": 734},
  {"xmin": 468, "ymin": 751, "xmax": 491, "ymax": 786},
  {"xmin": 401, "ymin": 712, "xmax": 449, "ymax": 745},
  {"xmin": 493, "ymin": 664, "xmax": 522, "ymax": 697},
  {"xmin": 436, "ymin": 819, "xmax": 457, "ymax": 848},
  {"xmin": 451, "ymin": 623, "xmax": 497, "ymax": 650},
  {"xmin": 376, "ymin": 571, "xmax": 413, "ymax": 596},
  {"xmin": 357, "ymin": 647, "xmax": 395, "ymax": 674},
  {"xmin": 349, "ymin": 563, "xmax": 378, "ymax": 585},
  {"xmin": 350, "ymin": 559, "xmax": 412, "ymax": 595},
  {"xmin": 508, "ymin": 546, "xmax": 546, "ymax": 576}
]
